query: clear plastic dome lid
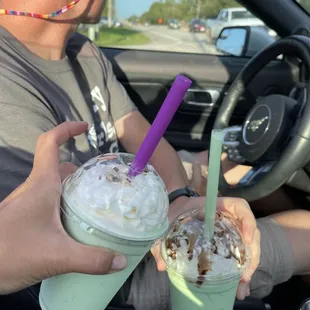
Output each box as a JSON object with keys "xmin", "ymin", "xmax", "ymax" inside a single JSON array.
[
  {"xmin": 62, "ymin": 153, "xmax": 169, "ymax": 240},
  {"xmin": 161, "ymin": 209, "xmax": 250, "ymax": 284}
]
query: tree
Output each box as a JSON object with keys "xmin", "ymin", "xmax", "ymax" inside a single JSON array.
[
  {"xmin": 200, "ymin": 0, "xmax": 241, "ymax": 18},
  {"xmin": 138, "ymin": 0, "xmax": 242, "ymax": 23},
  {"xmin": 128, "ymin": 15, "xmax": 139, "ymax": 23},
  {"xmin": 102, "ymin": 0, "xmax": 116, "ymax": 19}
]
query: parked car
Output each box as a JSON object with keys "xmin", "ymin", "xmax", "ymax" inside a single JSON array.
[
  {"xmin": 207, "ymin": 7, "xmax": 276, "ymax": 40},
  {"xmin": 113, "ymin": 21, "xmax": 123, "ymax": 28},
  {"xmin": 99, "ymin": 17, "xmax": 123, "ymax": 28},
  {"xmin": 168, "ymin": 19, "xmax": 181, "ymax": 30},
  {"xmin": 99, "ymin": 16, "xmax": 109, "ymax": 27},
  {"xmin": 188, "ymin": 19, "xmax": 207, "ymax": 33}
]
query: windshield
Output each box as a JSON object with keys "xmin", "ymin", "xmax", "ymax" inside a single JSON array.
[
  {"xmin": 295, "ymin": 0, "xmax": 310, "ymax": 14},
  {"xmin": 79, "ymin": 0, "xmax": 279, "ymax": 56},
  {"xmin": 231, "ymin": 11, "xmax": 255, "ymax": 19}
]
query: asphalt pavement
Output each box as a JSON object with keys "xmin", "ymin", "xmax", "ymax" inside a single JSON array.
[{"xmin": 121, "ymin": 25, "xmax": 218, "ymax": 54}]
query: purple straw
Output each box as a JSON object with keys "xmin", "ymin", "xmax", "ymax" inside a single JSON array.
[{"xmin": 129, "ymin": 74, "xmax": 192, "ymax": 177}]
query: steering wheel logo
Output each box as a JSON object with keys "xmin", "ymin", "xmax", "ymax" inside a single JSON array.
[{"xmin": 247, "ymin": 116, "xmax": 269, "ymax": 132}]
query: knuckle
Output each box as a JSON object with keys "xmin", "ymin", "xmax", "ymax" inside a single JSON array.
[
  {"xmin": 91, "ymin": 250, "xmax": 114, "ymax": 274},
  {"xmin": 36, "ymin": 133, "xmax": 47, "ymax": 146}
]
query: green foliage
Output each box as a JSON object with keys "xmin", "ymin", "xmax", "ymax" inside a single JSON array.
[
  {"xmin": 80, "ymin": 27, "xmax": 150, "ymax": 46},
  {"xmin": 135, "ymin": 0, "xmax": 241, "ymax": 24},
  {"xmin": 128, "ymin": 15, "xmax": 139, "ymax": 22}
]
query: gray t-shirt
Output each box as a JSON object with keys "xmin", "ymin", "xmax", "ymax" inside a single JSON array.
[{"xmin": 0, "ymin": 26, "xmax": 137, "ymax": 200}]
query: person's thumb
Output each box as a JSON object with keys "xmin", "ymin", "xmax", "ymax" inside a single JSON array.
[
  {"xmin": 151, "ymin": 242, "xmax": 166, "ymax": 271},
  {"xmin": 59, "ymin": 162, "xmax": 78, "ymax": 182},
  {"xmin": 60, "ymin": 241, "xmax": 128, "ymax": 275}
]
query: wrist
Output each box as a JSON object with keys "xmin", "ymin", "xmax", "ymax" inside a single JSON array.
[
  {"xmin": 168, "ymin": 186, "xmax": 199, "ymax": 205},
  {"xmin": 169, "ymin": 195, "xmax": 190, "ymax": 207}
]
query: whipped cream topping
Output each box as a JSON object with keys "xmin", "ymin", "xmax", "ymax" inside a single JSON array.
[
  {"xmin": 63, "ymin": 156, "xmax": 169, "ymax": 238},
  {"xmin": 164, "ymin": 212, "xmax": 247, "ymax": 284}
]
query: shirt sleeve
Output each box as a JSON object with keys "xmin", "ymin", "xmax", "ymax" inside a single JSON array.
[
  {"xmin": 100, "ymin": 52, "xmax": 138, "ymax": 122},
  {"xmin": 0, "ymin": 76, "xmax": 70, "ymax": 201}
]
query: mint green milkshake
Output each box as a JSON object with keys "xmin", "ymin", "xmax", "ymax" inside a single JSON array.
[
  {"xmin": 39, "ymin": 153, "xmax": 169, "ymax": 310},
  {"xmin": 161, "ymin": 208, "xmax": 250, "ymax": 310}
]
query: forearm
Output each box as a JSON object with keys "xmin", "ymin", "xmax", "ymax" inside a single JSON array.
[
  {"xmin": 149, "ymin": 138, "xmax": 189, "ymax": 192},
  {"xmin": 115, "ymin": 111, "xmax": 188, "ymax": 192},
  {"xmin": 270, "ymin": 209, "xmax": 310, "ymax": 275}
]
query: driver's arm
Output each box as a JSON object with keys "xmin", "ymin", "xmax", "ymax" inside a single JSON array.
[
  {"xmin": 250, "ymin": 209, "xmax": 310, "ymax": 298},
  {"xmin": 269, "ymin": 209, "xmax": 310, "ymax": 275},
  {"xmin": 181, "ymin": 150, "xmax": 297, "ymax": 215}
]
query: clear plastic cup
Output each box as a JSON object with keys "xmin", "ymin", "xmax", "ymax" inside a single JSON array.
[
  {"xmin": 39, "ymin": 153, "xmax": 169, "ymax": 310},
  {"xmin": 161, "ymin": 208, "xmax": 250, "ymax": 310}
]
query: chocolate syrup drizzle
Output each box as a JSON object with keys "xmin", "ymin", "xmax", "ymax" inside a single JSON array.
[{"xmin": 165, "ymin": 213, "xmax": 246, "ymax": 285}]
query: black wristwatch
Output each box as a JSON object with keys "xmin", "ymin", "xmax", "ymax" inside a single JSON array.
[{"xmin": 168, "ymin": 186, "xmax": 200, "ymax": 204}]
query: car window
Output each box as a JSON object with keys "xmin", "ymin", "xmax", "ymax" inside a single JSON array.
[
  {"xmin": 80, "ymin": 0, "xmax": 278, "ymax": 57},
  {"xmin": 219, "ymin": 11, "xmax": 228, "ymax": 21},
  {"xmin": 217, "ymin": 11, "xmax": 224, "ymax": 20},
  {"xmin": 295, "ymin": 0, "xmax": 310, "ymax": 14},
  {"xmin": 231, "ymin": 10, "xmax": 254, "ymax": 19}
]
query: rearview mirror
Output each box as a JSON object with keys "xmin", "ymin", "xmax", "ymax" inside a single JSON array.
[{"xmin": 216, "ymin": 26, "xmax": 276, "ymax": 57}]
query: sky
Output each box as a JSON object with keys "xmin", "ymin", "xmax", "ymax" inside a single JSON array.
[{"xmin": 116, "ymin": 0, "xmax": 156, "ymax": 20}]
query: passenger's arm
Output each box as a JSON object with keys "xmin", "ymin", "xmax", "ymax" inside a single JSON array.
[
  {"xmin": 115, "ymin": 111, "xmax": 189, "ymax": 194},
  {"xmin": 101, "ymin": 53, "xmax": 189, "ymax": 194}
]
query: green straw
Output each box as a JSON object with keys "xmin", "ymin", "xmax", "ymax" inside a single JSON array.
[{"xmin": 204, "ymin": 129, "xmax": 224, "ymax": 240}]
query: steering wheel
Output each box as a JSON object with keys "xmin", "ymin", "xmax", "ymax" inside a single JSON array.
[{"xmin": 213, "ymin": 35, "xmax": 310, "ymax": 201}]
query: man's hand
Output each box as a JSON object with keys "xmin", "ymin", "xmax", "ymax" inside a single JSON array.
[
  {"xmin": 0, "ymin": 122, "xmax": 127, "ymax": 295},
  {"xmin": 151, "ymin": 197, "xmax": 260, "ymax": 301}
]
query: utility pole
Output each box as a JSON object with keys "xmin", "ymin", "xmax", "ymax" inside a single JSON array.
[
  {"xmin": 196, "ymin": 0, "xmax": 201, "ymax": 19},
  {"xmin": 108, "ymin": 0, "xmax": 113, "ymax": 28}
]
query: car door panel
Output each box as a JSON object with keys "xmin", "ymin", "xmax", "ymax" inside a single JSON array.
[{"xmin": 103, "ymin": 48, "xmax": 298, "ymax": 151}]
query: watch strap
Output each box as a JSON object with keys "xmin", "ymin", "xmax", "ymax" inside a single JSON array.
[{"xmin": 168, "ymin": 186, "xmax": 200, "ymax": 204}]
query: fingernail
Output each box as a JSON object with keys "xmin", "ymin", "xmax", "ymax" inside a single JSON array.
[{"xmin": 112, "ymin": 255, "xmax": 127, "ymax": 270}]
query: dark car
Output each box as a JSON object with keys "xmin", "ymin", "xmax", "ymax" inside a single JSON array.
[
  {"xmin": 188, "ymin": 19, "xmax": 206, "ymax": 32},
  {"xmin": 168, "ymin": 19, "xmax": 181, "ymax": 30}
]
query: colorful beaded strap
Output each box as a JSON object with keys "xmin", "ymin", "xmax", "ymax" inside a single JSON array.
[{"xmin": 0, "ymin": 0, "xmax": 80, "ymax": 19}]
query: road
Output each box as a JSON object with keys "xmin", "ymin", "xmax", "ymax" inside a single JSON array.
[{"xmin": 123, "ymin": 25, "xmax": 218, "ymax": 54}]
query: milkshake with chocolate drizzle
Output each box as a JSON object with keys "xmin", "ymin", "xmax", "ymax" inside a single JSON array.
[{"xmin": 161, "ymin": 208, "xmax": 249, "ymax": 310}]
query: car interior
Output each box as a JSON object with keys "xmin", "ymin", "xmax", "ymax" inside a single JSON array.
[{"xmin": 1, "ymin": 0, "xmax": 310, "ymax": 309}]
